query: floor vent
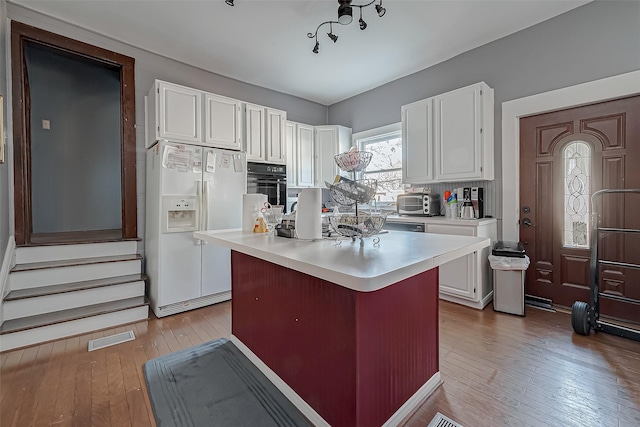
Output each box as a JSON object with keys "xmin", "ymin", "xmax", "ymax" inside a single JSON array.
[
  {"xmin": 427, "ymin": 412, "xmax": 463, "ymax": 427},
  {"xmin": 88, "ymin": 330, "xmax": 135, "ymax": 351}
]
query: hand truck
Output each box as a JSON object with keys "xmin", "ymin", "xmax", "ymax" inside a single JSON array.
[{"xmin": 571, "ymin": 188, "xmax": 640, "ymax": 342}]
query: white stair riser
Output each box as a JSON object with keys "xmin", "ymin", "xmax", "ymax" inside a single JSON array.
[
  {"xmin": 3, "ymin": 281, "xmax": 145, "ymax": 320},
  {"xmin": 0, "ymin": 306, "xmax": 149, "ymax": 352},
  {"xmin": 10, "ymin": 260, "xmax": 142, "ymax": 290},
  {"xmin": 15, "ymin": 241, "xmax": 138, "ymax": 264}
]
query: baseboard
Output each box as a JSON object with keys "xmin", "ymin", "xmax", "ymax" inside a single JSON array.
[
  {"xmin": 382, "ymin": 371, "xmax": 442, "ymax": 427},
  {"xmin": 440, "ymin": 290, "xmax": 493, "ymax": 310},
  {"xmin": 230, "ymin": 335, "xmax": 330, "ymax": 427}
]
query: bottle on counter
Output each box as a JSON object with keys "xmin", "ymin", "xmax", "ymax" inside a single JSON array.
[{"xmin": 252, "ymin": 205, "xmax": 268, "ymax": 233}]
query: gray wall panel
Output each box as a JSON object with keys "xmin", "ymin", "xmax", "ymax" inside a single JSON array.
[{"xmin": 329, "ymin": 0, "xmax": 640, "ymax": 186}]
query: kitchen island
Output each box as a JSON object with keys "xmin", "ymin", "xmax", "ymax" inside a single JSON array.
[{"xmin": 194, "ymin": 229, "xmax": 490, "ymax": 427}]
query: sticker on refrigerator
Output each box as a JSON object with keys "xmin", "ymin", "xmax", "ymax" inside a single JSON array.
[
  {"xmin": 220, "ymin": 153, "xmax": 231, "ymax": 169},
  {"xmin": 162, "ymin": 144, "xmax": 190, "ymax": 172},
  {"xmin": 233, "ymin": 154, "xmax": 244, "ymax": 172},
  {"xmin": 192, "ymin": 150, "xmax": 202, "ymax": 173},
  {"xmin": 206, "ymin": 152, "xmax": 216, "ymax": 173}
]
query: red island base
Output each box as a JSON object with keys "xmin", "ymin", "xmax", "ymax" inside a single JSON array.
[{"xmin": 231, "ymin": 251, "xmax": 441, "ymax": 427}]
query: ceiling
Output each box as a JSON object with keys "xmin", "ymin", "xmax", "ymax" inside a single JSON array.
[{"xmin": 11, "ymin": 0, "xmax": 589, "ymax": 106}]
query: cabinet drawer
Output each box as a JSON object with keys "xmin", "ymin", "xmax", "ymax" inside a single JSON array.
[{"xmin": 427, "ymin": 224, "xmax": 476, "ymax": 236}]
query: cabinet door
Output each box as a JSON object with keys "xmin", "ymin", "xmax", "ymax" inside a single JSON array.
[
  {"xmin": 297, "ymin": 124, "xmax": 315, "ymax": 187},
  {"xmin": 204, "ymin": 93, "xmax": 242, "ymax": 150},
  {"xmin": 428, "ymin": 224, "xmax": 477, "ymax": 300},
  {"xmin": 314, "ymin": 126, "xmax": 338, "ymax": 186},
  {"xmin": 285, "ymin": 121, "xmax": 297, "ymax": 186},
  {"xmin": 266, "ymin": 108, "xmax": 286, "ymax": 164},
  {"xmin": 402, "ymin": 99, "xmax": 434, "ymax": 183},
  {"xmin": 245, "ymin": 103, "xmax": 265, "ymax": 161},
  {"xmin": 158, "ymin": 82, "xmax": 202, "ymax": 143},
  {"xmin": 434, "ymin": 84, "xmax": 482, "ymax": 181}
]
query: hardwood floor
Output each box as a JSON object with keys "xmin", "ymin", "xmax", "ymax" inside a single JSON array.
[{"xmin": 1, "ymin": 300, "xmax": 639, "ymax": 426}]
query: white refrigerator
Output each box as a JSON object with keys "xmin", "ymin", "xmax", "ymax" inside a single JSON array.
[{"xmin": 145, "ymin": 140, "xmax": 247, "ymax": 317}]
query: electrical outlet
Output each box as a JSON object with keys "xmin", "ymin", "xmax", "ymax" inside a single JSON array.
[{"xmin": 42, "ymin": 119, "xmax": 50, "ymax": 130}]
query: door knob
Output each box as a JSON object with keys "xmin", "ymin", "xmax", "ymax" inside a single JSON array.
[{"xmin": 522, "ymin": 218, "xmax": 532, "ymax": 228}]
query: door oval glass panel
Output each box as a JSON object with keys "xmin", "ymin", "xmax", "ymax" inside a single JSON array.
[{"xmin": 563, "ymin": 141, "xmax": 591, "ymax": 248}]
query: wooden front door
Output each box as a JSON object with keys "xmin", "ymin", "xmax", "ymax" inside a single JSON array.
[{"xmin": 519, "ymin": 95, "xmax": 640, "ymax": 323}]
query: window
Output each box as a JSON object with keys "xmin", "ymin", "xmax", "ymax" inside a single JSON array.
[
  {"xmin": 563, "ymin": 141, "xmax": 591, "ymax": 248},
  {"xmin": 357, "ymin": 129, "xmax": 403, "ymax": 203}
]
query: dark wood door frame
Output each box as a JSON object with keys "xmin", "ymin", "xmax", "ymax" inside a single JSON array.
[{"xmin": 11, "ymin": 21, "xmax": 137, "ymax": 246}]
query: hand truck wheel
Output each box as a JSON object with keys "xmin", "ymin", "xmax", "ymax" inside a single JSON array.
[{"xmin": 571, "ymin": 301, "xmax": 591, "ymax": 335}]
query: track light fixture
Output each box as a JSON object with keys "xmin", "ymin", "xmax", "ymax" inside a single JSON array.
[
  {"xmin": 224, "ymin": 0, "xmax": 386, "ymax": 54},
  {"xmin": 306, "ymin": 0, "xmax": 387, "ymax": 54}
]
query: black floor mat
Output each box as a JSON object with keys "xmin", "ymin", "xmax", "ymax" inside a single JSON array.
[{"xmin": 143, "ymin": 339, "xmax": 312, "ymax": 427}]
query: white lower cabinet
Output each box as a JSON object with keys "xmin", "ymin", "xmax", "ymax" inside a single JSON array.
[
  {"xmin": 385, "ymin": 216, "xmax": 497, "ymax": 309},
  {"xmin": 427, "ymin": 221, "xmax": 497, "ymax": 309}
]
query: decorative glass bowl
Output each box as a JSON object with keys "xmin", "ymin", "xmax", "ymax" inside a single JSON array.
[
  {"xmin": 334, "ymin": 151, "xmax": 373, "ymax": 172},
  {"xmin": 327, "ymin": 211, "xmax": 387, "ymax": 239},
  {"xmin": 326, "ymin": 179, "xmax": 378, "ymax": 206}
]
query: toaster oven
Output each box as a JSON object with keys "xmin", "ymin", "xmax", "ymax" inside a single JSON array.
[{"xmin": 397, "ymin": 193, "xmax": 441, "ymax": 216}]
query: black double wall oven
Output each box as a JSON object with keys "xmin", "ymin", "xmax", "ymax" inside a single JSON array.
[{"xmin": 246, "ymin": 162, "xmax": 287, "ymax": 213}]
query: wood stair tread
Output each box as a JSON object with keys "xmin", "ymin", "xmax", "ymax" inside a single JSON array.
[
  {"xmin": 0, "ymin": 296, "xmax": 149, "ymax": 335},
  {"xmin": 4, "ymin": 274, "xmax": 147, "ymax": 301},
  {"xmin": 11, "ymin": 254, "xmax": 142, "ymax": 272}
]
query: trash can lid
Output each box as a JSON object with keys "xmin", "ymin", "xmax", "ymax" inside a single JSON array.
[{"xmin": 492, "ymin": 241, "xmax": 526, "ymax": 257}]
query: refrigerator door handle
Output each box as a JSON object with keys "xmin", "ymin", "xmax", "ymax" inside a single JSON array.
[
  {"xmin": 195, "ymin": 180, "xmax": 203, "ymax": 246},
  {"xmin": 202, "ymin": 180, "xmax": 209, "ymax": 245}
]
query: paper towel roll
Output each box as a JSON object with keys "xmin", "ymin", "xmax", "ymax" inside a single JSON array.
[
  {"xmin": 243, "ymin": 193, "xmax": 268, "ymax": 232},
  {"xmin": 295, "ymin": 188, "xmax": 322, "ymax": 240}
]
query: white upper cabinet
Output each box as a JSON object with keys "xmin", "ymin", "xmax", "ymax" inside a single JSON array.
[
  {"xmin": 435, "ymin": 82, "xmax": 493, "ymax": 181},
  {"xmin": 147, "ymin": 80, "xmax": 202, "ymax": 147},
  {"xmin": 265, "ymin": 108, "xmax": 287, "ymax": 164},
  {"xmin": 204, "ymin": 93, "xmax": 242, "ymax": 150},
  {"xmin": 244, "ymin": 103, "xmax": 266, "ymax": 161},
  {"xmin": 401, "ymin": 82, "xmax": 494, "ymax": 184},
  {"xmin": 285, "ymin": 121, "xmax": 297, "ymax": 187},
  {"xmin": 314, "ymin": 125, "xmax": 352, "ymax": 187},
  {"xmin": 286, "ymin": 121, "xmax": 315, "ymax": 187},
  {"xmin": 402, "ymin": 98, "xmax": 434, "ymax": 183},
  {"xmin": 297, "ymin": 124, "xmax": 315, "ymax": 187}
]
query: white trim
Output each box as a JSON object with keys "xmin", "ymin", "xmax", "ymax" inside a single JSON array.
[
  {"xmin": 501, "ymin": 70, "xmax": 640, "ymax": 242},
  {"xmin": 0, "ymin": 305, "xmax": 148, "ymax": 352},
  {"xmin": 152, "ymin": 291, "xmax": 231, "ymax": 318},
  {"xmin": 382, "ymin": 371, "xmax": 442, "ymax": 427},
  {"xmin": 0, "ymin": 236, "xmax": 15, "ymax": 300},
  {"xmin": 352, "ymin": 122, "xmax": 401, "ymax": 144},
  {"xmin": 230, "ymin": 335, "xmax": 331, "ymax": 427}
]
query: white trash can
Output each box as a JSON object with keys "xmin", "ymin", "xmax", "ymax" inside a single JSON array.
[{"xmin": 490, "ymin": 252, "xmax": 530, "ymax": 316}]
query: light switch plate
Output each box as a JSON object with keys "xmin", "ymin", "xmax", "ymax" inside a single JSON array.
[{"xmin": 42, "ymin": 119, "xmax": 50, "ymax": 130}]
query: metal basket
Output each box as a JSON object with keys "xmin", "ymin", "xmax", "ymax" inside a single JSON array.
[
  {"xmin": 327, "ymin": 211, "xmax": 387, "ymax": 239},
  {"xmin": 326, "ymin": 179, "xmax": 377, "ymax": 205},
  {"xmin": 334, "ymin": 151, "xmax": 373, "ymax": 172}
]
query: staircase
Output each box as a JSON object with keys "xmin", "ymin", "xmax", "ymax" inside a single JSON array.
[{"xmin": 0, "ymin": 241, "xmax": 149, "ymax": 352}]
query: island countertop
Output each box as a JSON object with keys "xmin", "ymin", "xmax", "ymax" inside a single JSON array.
[{"xmin": 194, "ymin": 229, "xmax": 490, "ymax": 292}]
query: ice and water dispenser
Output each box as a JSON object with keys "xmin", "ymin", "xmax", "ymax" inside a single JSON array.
[{"xmin": 162, "ymin": 196, "xmax": 198, "ymax": 233}]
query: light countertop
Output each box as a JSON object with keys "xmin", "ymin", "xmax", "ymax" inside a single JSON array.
[{"xmin": 194, "ymin": 229, "xmax": 490, "ymax": 292}]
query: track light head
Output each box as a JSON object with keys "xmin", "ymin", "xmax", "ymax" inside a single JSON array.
[
  {"xmin": 359, "ymin": 18, "xmax": 367, "ymax": 30},
  {"xmin": 375, "ymin": 3, "xmax": 386, "ymax": 17},
  {"xmin": 313, "ymin": 41, "xmax": 320, "ymax": 54},
  {"xmin": 338, "ymin": 4, "xmax": 353, "ymax": 25},
  {"xmin": 225, "ymin": 0, "xmax": 234, "ymax": 6},
  {"xmin": 328, "ymin": 32, "xmax": 338, "ymax": 42}
]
